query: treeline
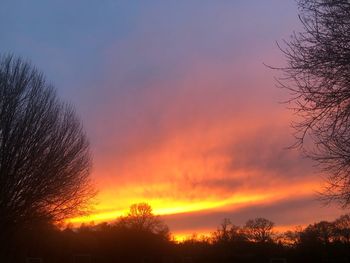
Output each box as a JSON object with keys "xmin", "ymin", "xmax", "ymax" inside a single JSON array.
[
  {"xmin": 188, "ymin": 214, "xmax": 350, "ymax": 263},
  {"xmin": 8, "ymin": 203, "xmax": 350, "ymax": 263}
]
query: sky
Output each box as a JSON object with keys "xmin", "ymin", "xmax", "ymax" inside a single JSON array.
[{"xmin": 0, "ymin": 0, "xmax": 345, "ymax": 239}]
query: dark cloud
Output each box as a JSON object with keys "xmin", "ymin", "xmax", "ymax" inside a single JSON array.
[{"xmin": 225, "ymin": 126, "xmax": 314, "ymax": 176}]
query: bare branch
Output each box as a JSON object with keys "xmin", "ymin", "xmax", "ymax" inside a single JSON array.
[{"xmin": 277, "ymin": 0, "xmax": 350, "ymax": 207}]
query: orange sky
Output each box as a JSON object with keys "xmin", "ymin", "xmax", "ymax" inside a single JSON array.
[
  {"xmin": 68, "ymin": 55, "xmax": 344, "ymax": 239},
  {"xmin": 68, "ymin": 50, "xmax": 345, "ymax": 239},
  {"xmin": 69, "ymin": 90, "xmax": 344, "ymax": 238},
  {"xmin": 4, "ymin": 0, "xmax": 344, "ymax": 239}
]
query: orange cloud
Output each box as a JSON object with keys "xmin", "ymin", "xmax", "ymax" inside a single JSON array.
[{"xmin": 69, "ymin": 55, "xmax": 343, "ymax": 237}]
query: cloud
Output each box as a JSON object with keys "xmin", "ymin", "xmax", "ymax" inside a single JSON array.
[
  {"xmin": 42, "ymin": 0, "xmax": 341, "ymax": 232},
  {"xmin": 3, "ymin": 0, "xmax": 341, "ymax": 235},
  {"xmin": 162, "ymin": 195, "xmax": 343, "ymax": 233}
]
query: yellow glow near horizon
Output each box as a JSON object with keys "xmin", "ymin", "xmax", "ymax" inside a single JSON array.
[
  {"xmin": 63, "ymin": 177, "xmax": 328, "ymax": 243},
  {"xmin": 171, "ymin": 225, "xmax": 307, "ymax": 242},
  {"xmin": 68, "ymin": 179, "xmax": 317, "ymax": 226},
  {"xmin": 67, "ymin": 193, "xmax": 270, "ymax": 224}
]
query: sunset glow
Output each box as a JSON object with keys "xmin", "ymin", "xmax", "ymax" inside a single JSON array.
[{"xmin": 3, "ymin": 0, "xmax": 344, "ymax": 239}]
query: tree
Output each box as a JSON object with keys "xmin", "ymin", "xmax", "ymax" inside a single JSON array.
[
  {"xmin": 278, "ymin": 0, "xmax": 350, "ymax": 206},
  {"xmin": 117, "ymin": 203, "xmax": 169, "ymax": 237},
  {"xmin": 281, "ymin": 226, "xmax": 303, "ymax": 247},
  {"xmin": 243, "ymin": 218, "xmax": 274, "ymax": 243},
  {"xmin": 299, "ymin": 221, "xmax": 334, "ymax": 245},
  {"xmin": 0, "ymin": 55, "xmax": 95, "ymax": 242},
  {"xmin": 212, "ymin": 218, "xmax": 246, "ymax": 244},
  {"xmin": 213, "ymin": 218, "xmax": 232, "ymax": 243},
  {"xmin": 333, "ymin": 214, "xmax": 350, "ymax": 243}
]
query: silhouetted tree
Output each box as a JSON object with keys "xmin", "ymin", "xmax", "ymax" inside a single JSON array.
[
  {"xmin": 0, "ymin": 55, "xmax": 95, "ymax": 258},
  {"xmin": 333, "ymin": 214, "xmax": 350, "ymax": 243},
  {"xmin": 282, "ymin": 227, "xmax": 303, "ymax": 247},
  {"xmin": 213, "ymin": 218, "xmax": 232, "ymax": 243},
  {"xmin": 278, "ymin": 0, "xmax": 350, "ymax": 206},
  {"xmin": 6, "ymin": 214, "xmax": 350, "ymax": 262},
  {"xmin": 117, "ymin": 203, "xmax": 169, "ymax": 238},
  {"xmin": 243, "ymin": 217, "xmax": 274, "ymax": 243},
  {"xmin": 300, "ymin": 221, "xmax": 334, "ymax": 246},
  {"xmin": 212, "ymin": 218, "xmax": 246, "ymax": 244}
]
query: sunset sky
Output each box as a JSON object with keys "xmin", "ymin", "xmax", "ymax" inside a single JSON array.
[{"xmin": 1, "ymin": 0, "xmax": 345, "ymax": 239}]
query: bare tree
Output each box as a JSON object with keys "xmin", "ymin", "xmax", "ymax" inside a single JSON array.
[
  {"xmin": 300, "ymin": 221, "xmax": 334, "ymax": 245},
  {"xmin": 333, "ymin": 214, "xmax": 350, "ymax": 243},
  {"xmin": 212, "ymin": 218, "xmax": 232, "ymax": 243},
  {"xmin": 117, "ymin": 203, "xmax": 169, "ymax": 237},
  {"xmin": 243, "ymin": 218, "xmax": 274, "ymax": 243},
  {"xmin": 0, "ymin": 55, "xmax": 95, "ymax": 237},
  {"xmin": 282, "ymin": 229, "xmax": 301, "ymax": 247},
  {"xmin": 277, "ymin": 0, "xmax": 350, "ymax": 206},
  {"xmin": 212, "ymin": 218, "xmax": 247, "ymax": 244}
]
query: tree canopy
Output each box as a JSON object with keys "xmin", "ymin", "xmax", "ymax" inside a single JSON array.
[{"xmin": 117, "ymin": 203, "xmax": 169, "ymax": 238}]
